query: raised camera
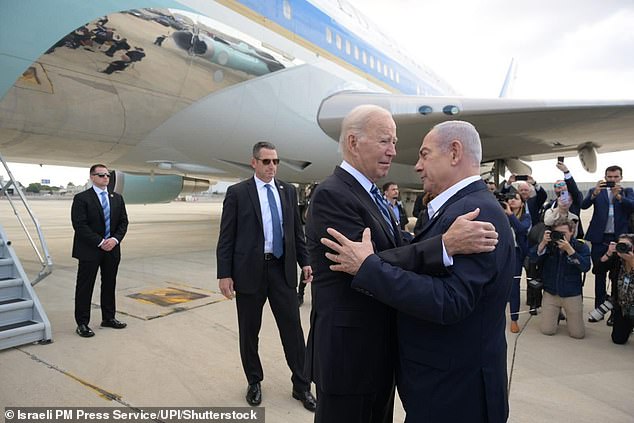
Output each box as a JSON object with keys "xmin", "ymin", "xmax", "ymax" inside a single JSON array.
[
  {"xmin": 601, "ymin": 181, "xmax": 616, "ymax": 188},
  {"xmin": 550, "ymin": 230, "xmax": 565, "ymax": 242},
  {"xmin": 616, "ymin": 242, "xmax": 632, "ymax": 254}
]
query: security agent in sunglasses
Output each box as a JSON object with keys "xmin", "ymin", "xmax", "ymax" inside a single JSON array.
[
  {"xmin": 71, "ymin": 164, "xmax": 128, "ymax": 338},
  {"xmin": 216, "ymin": 142, "xmax": 316, "ymax": 411}
]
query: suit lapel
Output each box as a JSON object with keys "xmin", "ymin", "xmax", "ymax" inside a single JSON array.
[
  {"xmin": 246, "ymin": 178, "xmax": 263, "ymax": 229},
  {"xmin": 89, "ymin": 189, "xmax": 106, "ymax": 222},
  {"xmin": 334, "ymin": 167, "xmax": 397, "ymax": 247},
  {"xmin": 275, "ymin": 180, "xmax": 291, "ymax": 237}
]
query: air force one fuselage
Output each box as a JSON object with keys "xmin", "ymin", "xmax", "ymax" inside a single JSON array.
[{"xmin": 2, "ymin": 0, "xmax": 634, "ymax": 201}]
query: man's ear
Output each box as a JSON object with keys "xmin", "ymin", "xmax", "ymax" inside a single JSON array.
[{"xmin": 450, "ymin": 140, "xmax": 463, "ymax": 164}]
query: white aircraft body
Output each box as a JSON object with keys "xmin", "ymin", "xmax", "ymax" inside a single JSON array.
[{"xmin": 2, "ymin": 0, "xmax": 634, "ymax": 202}]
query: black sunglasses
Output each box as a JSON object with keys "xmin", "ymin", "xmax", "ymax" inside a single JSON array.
[
  {"xmin": 92, "ymin": 173, "xmax": 110, "ymax": 177},
  {"xmin": 256, "ymin": 158, "xmax": 280, "ymax": 165}
]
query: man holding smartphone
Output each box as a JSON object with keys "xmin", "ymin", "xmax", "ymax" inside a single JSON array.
[
  {"xmin": 544, "ymin": 158, "xmax": 584, "ymax": 238},
  {"xmin": 581, "ymin": 165, "xmax": 634, "ymax": 320}
]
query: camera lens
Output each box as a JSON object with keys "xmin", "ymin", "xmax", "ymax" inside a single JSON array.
[
  {"xmin": 551, "ymin": 231, "xmax": 564, "ymax": 242},
  {"xmin": 616, "ymin": 242, "xmax": 632, "ymax": 254}
]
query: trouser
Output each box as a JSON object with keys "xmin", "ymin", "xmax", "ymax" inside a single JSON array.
[
  {"xmin": 74, "ymin": 253, "xmax": 120, "ymax": 325},
  {"xmin": 235, "ymin": 258, "xmax": 309, "ymax": 391},
  {"xmin": 509, "ymin": 249, "xmax": 524, "ymax": 322},
  {"xmin": 540, "ymin": 292, "xmax": 585, "ymax": 339},
  {"xmin": 591, "ymin": 234, "xmax": 616, "ymax": 308},
  {"xmin": 611, "ymin": 305, "xmax": 634, "ymax": 344}
]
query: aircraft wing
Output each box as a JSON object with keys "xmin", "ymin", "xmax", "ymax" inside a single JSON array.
[{"xmin": 317, "ymin": 92, "xmax": 634, "ymax": 169}]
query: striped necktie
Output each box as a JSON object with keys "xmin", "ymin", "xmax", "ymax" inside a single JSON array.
[
  {"xmin": 100, "ymin": 191, "xmax": 110, "ymax": 238},
  {"xmin": 370, "ymin": 185, "xmax": 394, "ymax": 237}
]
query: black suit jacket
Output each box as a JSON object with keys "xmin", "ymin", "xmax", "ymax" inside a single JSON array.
[
  {"xmin": 71, "ymin": 188, "xmax": 128, "ymax": 260},
  {"xmin": 352, "ymin": 180, "xmax": 513, "ymax": 423},
  {"xmin": 216, "ymin": 177, "xmax": 308, "ymax": 293},
  {"xmin": 305, "ymin": 166, "xmax": 445, "ymax": 395}
]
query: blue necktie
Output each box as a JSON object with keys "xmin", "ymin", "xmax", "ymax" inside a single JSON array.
[
  {"xmin": 265, "ymin": 184, "xmax": 284, "ymax": 258},
  {"xmin": 370, "ymin": 185, "xmax": 394, "ymax": 237},
  {"xmin": 100, "ymin": 191, "xmax": 110, "ymax": 239}
]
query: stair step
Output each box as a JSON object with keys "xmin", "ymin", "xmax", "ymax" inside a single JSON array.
[
  {"xmin": 0, "ymin": 321, "xmax": 47, "ymax": 349},
  {"xmin": 0, "ymin": 278, "xmax": 22, "ymax": 288},
  {"xmin": 0, "ymin": 298, "xmax": 26, "ymax": 306},
  {"xmin": 0, "ymin": 320, "xmax": 38, "ymax": 332},
  {"xmin": 0, "ymin": 258, "xmax": 14, "ymax": 266}
]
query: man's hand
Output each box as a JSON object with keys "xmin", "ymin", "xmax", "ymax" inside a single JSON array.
[
  {"xmin": 302, "ymin": 265, "xmax": 313, "ymax": 284},
  {"xmin": 219, "ymin": 277, "xmax": 235, "ymax": 299},
  {"xmin": 556, "ymin": 238, "xmax": 575, "ymax": 256},
  {"xmin": 443, "ymin": 208, "xmax": 498, "ymax": 256},
  {"xmin": 100, "ymin": 238, "xmax": 117, "ymax": 251},
  {"xmin": 556, "ymin": 162, "xmax": 570, "ymax": 173},
  {"xmin": 321, "ymin": 227, "xmax": 373, "ymax": 275}
]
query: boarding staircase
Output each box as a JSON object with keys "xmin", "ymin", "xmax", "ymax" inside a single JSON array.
[{"xmin": 0, "ymin": 155, "xmax": 53, "ymax": 350}]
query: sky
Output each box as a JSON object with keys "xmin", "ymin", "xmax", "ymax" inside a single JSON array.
[{"xmin": 2, "ymin": 0, "xmax": 634, "ymax": 187}]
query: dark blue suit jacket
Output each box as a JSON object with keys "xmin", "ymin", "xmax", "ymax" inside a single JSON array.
[
  {"xmin": 351, "ymin": 180, "xmax": 513, "ymax": 423},
  {"xmin": 581, "ymin": 187, "xmax": 634, "ymax": 243}
]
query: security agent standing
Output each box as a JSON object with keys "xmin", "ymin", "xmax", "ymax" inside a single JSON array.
[
  {"xmin": 216, "ymin": 142, "xmax": 316, "ymax": 411},
  {"xmin": 72, "ymin": 164, "xmax": 128, "ymax": 337}
]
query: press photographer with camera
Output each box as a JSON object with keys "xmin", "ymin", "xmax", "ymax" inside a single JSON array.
[
  {"xmin": 501, "ymin": 191, "xmax": 530, "ymax": 333},
  {"xmin": 530, "ymin": 217, "xmax": 591, "ymax": 338},
  {"xmin": 581, "ymin": 165, "xmax": 634, "ymax": 315},
  {"xmin": 593, "ymin": 234, "xmax": 634, "ymax": 344},
  {"xmin": 544, "ymin": 190, "xmax": 580, "ymax": 238}
]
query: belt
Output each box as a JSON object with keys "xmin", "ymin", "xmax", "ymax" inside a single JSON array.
[{"xmin": 264, "ymin": 253, "xmax": 280, "ymax": 261}]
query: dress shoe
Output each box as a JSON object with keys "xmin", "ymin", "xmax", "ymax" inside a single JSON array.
[
  {"xmin": 76, "ymin": 324, "xmax": 95, "ymax": 338},
  {"xmin": 246, "ymin": 382, "xmax": 262, "ymax": 406},
  {"xmin": 292, "ymin": 389, "xmax": 317, "ymax": 412},
  {"xmin": 510, "ymin": 321, "xmax": 520, "ymax": 334},
  {"xmin": 101, "ymin": 319, "xmax": 127, "ymax": 329},
  {"xmin": 529, "ymin": 308, "xmax": 538, "ymax": 316},
  {"xmin": 607, "ymin": 314, "xmax": 614, "ymax": 327}
]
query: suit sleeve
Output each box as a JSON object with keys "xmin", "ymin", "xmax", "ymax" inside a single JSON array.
[
  {"xmin": 112, "ymin": 195, "xmax": 128, "ymax": 242},
  {"xmin": 352, "ymin": 246, "xmax": 501, "ymax": 324},
  {"xmin": 71, "ymin": 193, "xmax": 103, "ymax": 247},
  {"xmin": 376, "ymin": 235, "xmax": 446, "ymax": 276},
  {"xmin": 581, "ymin": 188, "xmax": 595, "ymax": 209},
  {"xmin": 618, "ymin": 187, "xmax": 634, "ymax": 212},
  {"xmin": 566, "ymin": 176, "xmax": 583, "ymax": 211},
  {"xmin": 216, "ymin": 186, "xmax": 238, "ymax": 279}
]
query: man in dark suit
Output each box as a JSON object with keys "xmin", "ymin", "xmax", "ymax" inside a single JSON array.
[
  {"xmin": 306, "ymin": 108, "xmax": 500, "ymax": 423},
  {"xmin": 72, "ymin": 164, "xmax": 128, "ymax": 338},
  {"xmin": 543, "ymin": 161, "xmax": 585, "ymax": 238},
  {"xmin": 321, "ymin": 121, "xmax": 513, "ymax": 423},
  {"xmin": 216, "ymin": 142, "xmax": 316, "ymax": 411},
  {"xmin": 382, "ymin": 181, "xmax": 408, "ymax": 231},
  {"xmin": 501, "ymin": 175, "xmax": 547, "ymax": 226},
  {"xmin": 581, "ymin": 165, "xmax": 634, "ymax": 312}
]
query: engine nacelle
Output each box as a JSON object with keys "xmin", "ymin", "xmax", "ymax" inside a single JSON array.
[
  {"xmin": 108, "ymin": 171, "xmax": 210, "ymax": 204},
  {"xmin": 577, "ymin": 144, "xmax": 598, "ymax": 173},
  {"xmin": 504, "ymin": 158, "xmax": 532, "ymax": 176}
]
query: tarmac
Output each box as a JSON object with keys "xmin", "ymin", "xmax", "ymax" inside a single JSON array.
[{"xmin": 0, "ymin": 198, "xmax": 633, "ymax": 422}]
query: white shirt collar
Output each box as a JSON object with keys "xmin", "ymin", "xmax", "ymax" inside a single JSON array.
[
  {"xmin": 428, "ymin": 175, "xmax": 482, "ymax": 219},
  {"xmin": 340, "ymin": 160, "xmax": 375, "ymax": 194},
  {"xmin": 92, "ymin": 185, "xmax": 108, "ymax": 196},
  {"xmin": 254, "ymin": 175, "xmax": 276, "ymax": 190}
]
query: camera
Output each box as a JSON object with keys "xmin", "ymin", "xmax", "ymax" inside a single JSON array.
[
  {"xmin": 495, "ymin": 192, "xmax": 515, "ymax": 209},
  {"xmin": 616, "ymin": 242, "xmax": 632, "ymax": 254},
  {"xmin": 588, "ymin": 298, "xmax": 613, "ymax": 322},
  {"xmin": 550, "ymin": 230, "xmax": 565, "ymax": 242},
  {"xmin": 557, "ymin": 156, "xmax": 564, "ymax": 163},
  {"xmin": 601, "ymin": 181, "xmax": 616, "ymax": 188},
  {"xmin": 515, "ymin": 175, "xmax": 528, "ymax": 181}
]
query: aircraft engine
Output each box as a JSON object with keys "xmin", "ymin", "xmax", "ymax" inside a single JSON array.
[
  {"xmin": 504, "ymin": 158, "xmax": 532, "ymax": 176},
  {"xmin": 577, "ymin": 144, "xmax": 598, "ymax": 173},
  {"xmin": 108, "ymin": 171, "xmax": 210, "ymax": 204}
]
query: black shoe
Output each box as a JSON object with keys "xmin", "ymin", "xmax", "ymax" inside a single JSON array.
[
  {"xmin": 529, "ymin": 308, "xmax": 538, "ymax": 316},
  {"xmin": 101, "ymin": 319, "xmax": 127, "ymax": 329},
  {"xmin": 292, "ymin": 389, "xmax": 317, "ymax": 412},
  {"xmin": 246, "ymin": 382, "xmax": 262, "ymax": 406},
  {"xmin": 607, "ymin": 315, "xmax": 614, "ymax": 327},
  {"xmin": 76, "ymin": 324, "xmax": 95, "ymax": 337}
]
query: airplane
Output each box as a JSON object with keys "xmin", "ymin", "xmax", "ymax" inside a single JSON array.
[{"xmin": 2, "ymin": 0, "xmax": 634, "ymax": 204}]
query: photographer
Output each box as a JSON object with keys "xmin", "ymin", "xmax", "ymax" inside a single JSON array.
[
  {"xmin": 502, "ymin": 191, "xmax": 530, "ymax": 333},
  {"xmin": 581, "ymin": 165, "xmax": 634, "ymax": 314},
  {"xmin": 543, "ymin": 190, "xmax": 580, "ymax": 238},
  {"xmin": 530, "ymin": 217, "xmax": 591, "ymax": 338},
  {"xmin": 598, "ymin": 234, "xmax": 634, "ymax": 344},
  {"xmin": 501, "ymin": 174, "xmax": 547, "ymax": 226}
]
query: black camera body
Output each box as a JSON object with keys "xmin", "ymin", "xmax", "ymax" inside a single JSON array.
[
  {"xmin": 550, "ymin": 230, "xmax": 565, "ymax": 242},
  {"xmin": 601, "ymin": 181, "xmax": 616, "ymax": 188},
  {"xmin": 616, "ymin": 242, "xmax": 632, "ymax": 254}
]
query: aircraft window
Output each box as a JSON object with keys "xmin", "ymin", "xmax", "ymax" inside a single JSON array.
[
  {"xmin": 283, "ymin": 0, "xmax": 292, "ymax": 19},
  {"xmin": 362, "ymin": 51, "xmax": 367, "ymax": 64},
  {"xmin": 395, "ymin": 72, "xmax": 400, "ymax": 83},
  {"xmin": 377, "ymin": 59, "xmax": 382, "ymax": 73},
  {"xmin": 370, "ymin": 56, "xmax": 374, "ymax": 69},
  {"xmin": 345, "ymin": 40, "xmax": 351, "ymax": 55},
  {"xmin": 354, "ymin": 45, "xmax": 359, "ymax": 60},
  {"xmin": 386, "ymin": 66, "xmax": 390, "ymax": 78},
  {"xmin": 326, "ymin": 27, "xmax": 332, "ymax": 44},
  {"xmin": 336, "ymin": 34, "xmax": 342, "ymax": 50}
]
